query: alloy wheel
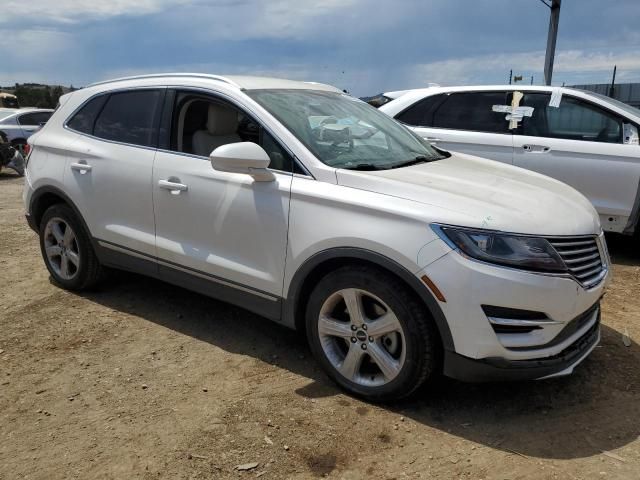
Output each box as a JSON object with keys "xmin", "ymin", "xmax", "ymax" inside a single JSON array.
[
  {"xmin": 317, "ymin": 288, "xmax": 406, "ymax": 387},
  {"xmin": 43, "ymin": 217, "xmax": 80, "ymax": 280}
]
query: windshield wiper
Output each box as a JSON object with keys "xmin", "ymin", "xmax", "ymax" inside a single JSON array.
[
  {"xmin": 389, "ymin": 156, "xmax": 431, "ymax": 169},
  {"xmin": 342, "ymin": 163, "xmax": 383, "ymax": 171}
]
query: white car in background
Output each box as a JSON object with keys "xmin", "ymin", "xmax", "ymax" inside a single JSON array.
[
  {"xmin": 380, "ymin": 86, "xmax": 640, "ymax": 236},
  {"xmin": 0, "ymin": 108, "xmax": 54, "ymax": 155},
  {"xmin": 24, "ymin": 74, "xmax": 609, "ymax": 401}
]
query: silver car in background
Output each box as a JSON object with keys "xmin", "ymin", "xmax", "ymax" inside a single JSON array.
[{"xmin": 0, "ymin": 108, "xmax": 54, "ymax": 155}]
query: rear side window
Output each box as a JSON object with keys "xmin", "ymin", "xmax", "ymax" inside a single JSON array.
[
  {"xmin": 67, "ymin": 95, "xmax": 108, "ymax": 134},
  {"xmin": 18, "ymin": 111, "xmax": 52, "ymax": 126},
  {"xmin": 395, "ymin": 94, "xmax": 446, "ymax": 127},
  {"xmin": 432, "ymin": 92, "xmax": 509, "ymax": 134},
  {"xmin": 522, "ymin": 93, "xmax": 623, "ymax": 143},
  {"xmin": 93, "ymin": 90, "xmax": 162, "ymax": 147}
]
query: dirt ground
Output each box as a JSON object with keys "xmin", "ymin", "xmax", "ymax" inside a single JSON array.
[{"xmin": 1, "ymin": 172, "xmax": 639, "ymax": 480}]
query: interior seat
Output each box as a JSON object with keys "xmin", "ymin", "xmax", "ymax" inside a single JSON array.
[{"xmin": 192, "ymin": 104, "xmax": 241, "ymax": 156}]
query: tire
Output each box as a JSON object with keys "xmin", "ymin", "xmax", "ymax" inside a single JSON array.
[
  {"xmin": 39, "ymin": 204, "xmax": 103, "ymax": 290},
  {"xmin": 306, "ymin": 265, "xmax": 441, "ymax": 402}
]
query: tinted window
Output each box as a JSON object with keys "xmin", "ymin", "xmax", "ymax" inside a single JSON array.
[
  {"xmin": 67, "ymin": 95, "xmax": 108, "ymax": 134},
  {"xmin": 18, "ymin": 111, "xmax": 52, "ymax": 126},
  {"xmin": 522, "ymin": 93, "xmax": 622, "ymax": 143},
  {"xmin": 94, "ymin": 90, "xmax": 162, "ymax": 147},
  {"xmin": 395, "ymin": 94, "xmax": 446, "ymax": 126},
  {"xmin": 432, "ymin": 92, "xmax": 509, "ymax": 133}
]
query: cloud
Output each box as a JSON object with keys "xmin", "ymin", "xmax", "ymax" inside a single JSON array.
[
  {"xmin": 404, "ymin": 49, "xmax": 640, "ymax": 89},
  {"xmin": 2, "ymin": 0, "xmax": 640, "ymax": 95},
  {"xmin": 0, "ymin": 0, "xmax": 192, "ymax": 24}
]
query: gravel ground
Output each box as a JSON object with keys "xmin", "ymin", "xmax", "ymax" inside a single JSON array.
[{"xmin": 1, "ymin": 172, "xmax": 639, "ymax": 479}]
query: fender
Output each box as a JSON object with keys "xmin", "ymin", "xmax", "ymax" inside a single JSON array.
[
  {"xmin": 28, "ymin": 185, "xmax": 93, "ymax": 242},
  {"xmin": 282, "ymin": 247, "xmax": 455, "ymax": 351}
]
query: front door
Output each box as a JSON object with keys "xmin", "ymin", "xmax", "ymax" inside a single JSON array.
[{"xmin": 152, "ymin": 90, "xmax": 293, "ymax": 310}]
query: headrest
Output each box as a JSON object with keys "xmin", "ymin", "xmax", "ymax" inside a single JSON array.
[{"xmin": 207, "ymin": 104, "xmax": 238, "ymax": 135}]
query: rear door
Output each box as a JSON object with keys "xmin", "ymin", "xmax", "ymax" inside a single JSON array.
[
  {"xmin": 64, "ymin": 88, "xmax": 163, "ymax": 256},
  {"xmin": 395, "ymin": 91, "xmax": 514, "ymax": 164},
  {"xmin": 514, "ymin": 92, "xmax": 640, "ymax": 232}
]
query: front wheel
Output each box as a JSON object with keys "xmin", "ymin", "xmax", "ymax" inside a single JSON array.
[{"xmin": 306, "ymin": 266, "xmax": 441, "ymax": 402}]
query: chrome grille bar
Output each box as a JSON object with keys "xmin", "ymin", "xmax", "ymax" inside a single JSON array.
[{"xmin": 547, "ymin": 236, "xmax": 605, "ymax": 287}]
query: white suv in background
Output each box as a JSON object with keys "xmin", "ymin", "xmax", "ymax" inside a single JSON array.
[
  {"xmin": 24, "ymin": 74, "xmax": 609, "ymax": 401},
  {"xmin": 380, "ymin": 86, "xmax": 640, "ymax": 236}
]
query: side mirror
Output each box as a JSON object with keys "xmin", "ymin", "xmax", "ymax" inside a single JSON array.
[{"xmin": 210, "ymin": 142, "xmax": 275, "ymax": 182}]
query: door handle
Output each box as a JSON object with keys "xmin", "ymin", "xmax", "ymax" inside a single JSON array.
[
  {"xmin": 522, "ymin": 145, "xmax": 551, "ymax": 153},
  {"xmin": 159, "ymin": 178, "xmax": 188, "ymax": 195},
  {"xmin": 425, "ymin": 137, "xmax": 441, "ymax": 142},
  {"xmin": 70, "ymin": 161, "xmax": 92, "ymax": 174}
]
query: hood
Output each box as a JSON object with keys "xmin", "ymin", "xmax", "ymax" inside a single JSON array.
[{"xmin": 336, "ymin": 153, "xmax": 600, "ymax": 236}]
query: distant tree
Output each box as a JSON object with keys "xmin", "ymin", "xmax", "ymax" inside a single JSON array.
[
  {"xmin": 39, "ymin": 86, "xmax": 53, "ymax": 108},
  {"xmin": 52, "ymin": 86, "xmax": 64, "ymax": 105},
  {"xmin": 13, "ymin": 83, "xmax": 59, "ymax": 108}
]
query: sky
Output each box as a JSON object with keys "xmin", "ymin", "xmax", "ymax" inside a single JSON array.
[{"xmin": 2, "ymin": 0, "xmax": 640, "ymax": 96}]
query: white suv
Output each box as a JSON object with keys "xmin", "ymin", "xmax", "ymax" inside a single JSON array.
[
  {"xmin": 380, "ymin": 85, "xmax": 640, "ymax": 236},
  {"xmin": 24, "ymin": 74, "xmax": 609, "ymax": 401}
]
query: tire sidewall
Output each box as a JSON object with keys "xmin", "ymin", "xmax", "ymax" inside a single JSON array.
[
  {"xmin": 306, "ymin": 267, "xmax": 434, "ymax": 401},
  {"xmin": 39, "ymin": 204, "xmax": 93, "ymax": 290}
]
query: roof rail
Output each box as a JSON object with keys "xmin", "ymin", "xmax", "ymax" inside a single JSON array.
[{"xmin": 86, "ymin": 73, "xmax": 242, "ymax": 88}]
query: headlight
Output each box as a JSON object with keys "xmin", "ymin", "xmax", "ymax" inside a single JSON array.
[{"xmin": 433, "ymin": 225, "xmax": 566, "ymax": 273}]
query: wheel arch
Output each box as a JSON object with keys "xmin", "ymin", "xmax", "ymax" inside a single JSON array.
[
  {"xmin": 282, "ymin": 247, "xmax": 454, "ymax": 352},
  {"xmin": 29, "ymin": 186, "xmax": 91, "ymax": 238}
]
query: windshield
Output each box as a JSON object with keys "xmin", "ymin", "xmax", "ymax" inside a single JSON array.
[{"xmin": 247, "ymin": 89, "xmax": 447, "ymax": 170}]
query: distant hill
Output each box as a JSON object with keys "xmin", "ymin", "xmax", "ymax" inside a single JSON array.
[{"xmin": 0, "ymin": 83, "xmax": 77, "ymax": 109}]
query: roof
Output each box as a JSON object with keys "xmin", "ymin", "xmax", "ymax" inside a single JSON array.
[
  {"xmin": 87, "ymin": 73, "xmax": 342, "ymax": 93},
  {"xmin": 0, "ymin": 92, "xmax": 17, "ymax": 98},
  {"xmin": 381, "ymin": 84, "xmax": 606, "ymax": 106}
]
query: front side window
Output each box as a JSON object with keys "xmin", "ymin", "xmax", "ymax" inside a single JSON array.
[
  {"xmin": 432, "ymin": 92, "xmax": 509, "ymax": 134},
  {"xmin": 165, "ymin": 91, "xmax": 295, "ymax": 172},
  {"xmin": 247, "ymin": 89, "xmax": 447, "ymax": 170},
  {"xmin": 522, "ymin": 93, "xmax": 622, "ymax": 143},
  {"xmin": 93, "ymin": 90, "xmax": 162, "ymax": 147}
]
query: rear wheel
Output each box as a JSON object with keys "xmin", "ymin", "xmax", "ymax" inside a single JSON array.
[
  {"xmin": 306, "ymin": 266, "xmax": 441, "ymax": 402},
  {"xmin": 39, "ymin": 204, "xmax": 102, "ymax": 290}
]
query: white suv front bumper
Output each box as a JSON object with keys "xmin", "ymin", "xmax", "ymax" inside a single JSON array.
[{"xmin": 419, "ymin": 238, "xmax": 609, "ymax": 381}]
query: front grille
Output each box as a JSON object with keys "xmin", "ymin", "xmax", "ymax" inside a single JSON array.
[{"xmin": 547, "ymin": 236, "xmax": 605, "ymax": 287}]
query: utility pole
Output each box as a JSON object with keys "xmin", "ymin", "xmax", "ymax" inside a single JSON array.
[
  {"xmin": 509, "ymin": 69, "xmax": 513, "ymax": 85},
  {"xmin": 543, "ymin": 0, "xmax": 562, "ymax": 86},
  {"xmin": 609, "ymin": 65, "xmax": 617, "ymax": 98}
]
